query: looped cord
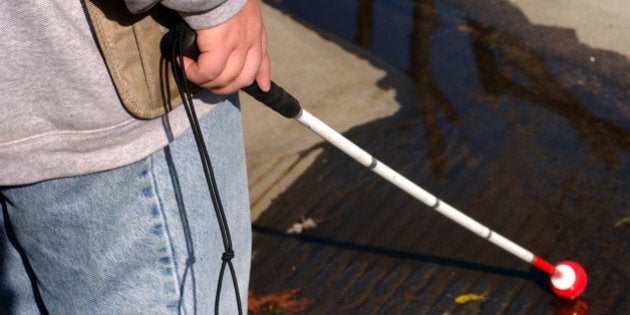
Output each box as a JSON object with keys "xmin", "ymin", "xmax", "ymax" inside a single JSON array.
[
  {"xmin": 222, "ymin": 250, "xmax": 235, "ymax": 262},
  {"xmin": 186, "ymin": 257, "xmax": 196, "ymax": 267},
  {"xmin": 169, "ymin": 25, "xmax": 243, "ymax": 315}
]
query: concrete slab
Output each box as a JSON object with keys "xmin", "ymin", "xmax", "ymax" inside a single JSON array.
[
  {"xmin": 241, "ymin": 3, "xmax": 418, "ymax": 220},
  {"xmin": 509, "ymin": 0, "xmax": 630, "ymax": 58},
  {"xmin": 439, "ymin": 0, "xmax": 630, "ymax": 95}
]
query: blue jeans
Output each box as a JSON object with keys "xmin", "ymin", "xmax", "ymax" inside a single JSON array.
[{"xmin": 1, "ymin": 97, "xmax": 251, "ymax": 314}]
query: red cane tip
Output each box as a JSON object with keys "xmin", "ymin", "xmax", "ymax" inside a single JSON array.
[{"xmin": 549, "ymin": 261, "xmax": 588, "ymax": 299}]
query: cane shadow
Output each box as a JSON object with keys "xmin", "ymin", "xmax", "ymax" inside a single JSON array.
[{"xmin": 252, "ymin": 224, "xmax": 552, "ymax": 288}]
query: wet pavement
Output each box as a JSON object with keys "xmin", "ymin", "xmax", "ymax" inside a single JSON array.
[{"xmin": 248, "ymin": 1, "xmax": 630, "ymax": 314}]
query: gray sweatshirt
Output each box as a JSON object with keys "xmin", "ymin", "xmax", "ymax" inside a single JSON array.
[{"xmin": 0, "ymin": 0, "xmax": 245, "ymax": 185}]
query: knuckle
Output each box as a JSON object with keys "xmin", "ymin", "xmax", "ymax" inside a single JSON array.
[{"xmin": 197, "ymin": 67, "xmax": 222, "ymax": 82}]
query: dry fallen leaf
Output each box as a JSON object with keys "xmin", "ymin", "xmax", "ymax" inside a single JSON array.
[
  {"xmin": 286, "ymin": 217, "xmax": 318, "ymax": 234},
  {"xmin": 454, "ymin": 293, "xmax": 485, "ymax": 304},
  {"xmin": 613, "ymin": 216, "xmax": 630, "ymax": 228},
  {"xmin": 403, "ymin": 290, "xmax": 418, "ymax": 302},
  {"xmin": 457, "ymin": 25, "xmax": 473, "ymax": 33},
  {"xmin": 249, "ymin": 289, "xmax": 314, "ymax": 315}
]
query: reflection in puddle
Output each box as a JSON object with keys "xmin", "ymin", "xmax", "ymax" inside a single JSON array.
[
  {"xmin": 409, "ymin": 0, "xmax": 461, "ymax": 180},
  {"xmin": 464, "ymin": 20, "xmax": 630, "ymax": 170},
  {"xmin": 553, "ymin": 297, "xmax": 589, "ymax": 315}
]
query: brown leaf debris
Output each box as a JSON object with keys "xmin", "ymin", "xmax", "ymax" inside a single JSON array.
[{"xmin": 248, "ymin": 289, "xmax": 314, "ymax": 315}]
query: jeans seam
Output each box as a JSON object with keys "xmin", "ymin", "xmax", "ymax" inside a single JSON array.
[{"xmin": 146, "ymin": 154, "xmax": 182, "ymax": 312}]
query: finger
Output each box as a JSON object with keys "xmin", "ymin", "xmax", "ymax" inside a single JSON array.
[
  {"xmin": 209, "ymin": 46, "xmax": 263, "ymax": 94},
  {"xmin": 180, "ymin": 55, "xmax": 196, "ymax": 75},
  {"xmin": 255, "ymin": 52, "xmax": 271, "ymax": 92},
  {"xmin": 210, "ymin": 27, "xmax": 268, "ymax": 93},
  {"xmin": 183, "ymin": 43, "xmax": 234, "ymax": 85},
  {"xmin": 255, "ymin": 29, "xmax": 271, "ymax": 92},
  {"xmin": 199, "ymin": 45, "xmax": 250, "ymax": 91}
]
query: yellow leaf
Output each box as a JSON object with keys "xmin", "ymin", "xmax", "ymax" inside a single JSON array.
[
  {"xmin": 614, "ymin": 216, "xmax": 630, "ymax": 228},
  {"xmin": 454, "ymin": 293, "xmax": 485, "ymax": 304}
]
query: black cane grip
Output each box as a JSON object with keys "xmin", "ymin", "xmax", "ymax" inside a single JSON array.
[{"xmin": 242, "ymin": 81, "xmax": 302, "ymax": 118}]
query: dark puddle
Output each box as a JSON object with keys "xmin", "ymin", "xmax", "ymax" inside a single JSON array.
[{"xmin": 252, "ymin": 1, "xmax": 630, "ymax": 314}]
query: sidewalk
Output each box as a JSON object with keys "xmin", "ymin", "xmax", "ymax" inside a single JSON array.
[
  {"xmin": 441, "ymin": 0, "xmax": 630, "ymax": 88},
  {"xmin": 509, "ymin": 0, "xmax": 630, "ymax": 58}
]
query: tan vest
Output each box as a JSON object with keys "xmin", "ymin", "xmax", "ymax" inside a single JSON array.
[{"xmin": 84, "ymin": 0, "xmax": 182, "ymax": 119}]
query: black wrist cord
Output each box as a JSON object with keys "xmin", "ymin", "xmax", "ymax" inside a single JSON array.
[
  {"xmin": 164, "ymin": 20, "xmax": 303, "ymax": 314},
  {"xmin": 165, "ymin": 24, "xmax": 243, "ymax": 315}
]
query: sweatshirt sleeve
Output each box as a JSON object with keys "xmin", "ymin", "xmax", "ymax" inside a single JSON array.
[{"xmin": 124, "ymin": 0, "xmax": 247, "ymax": 30}]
